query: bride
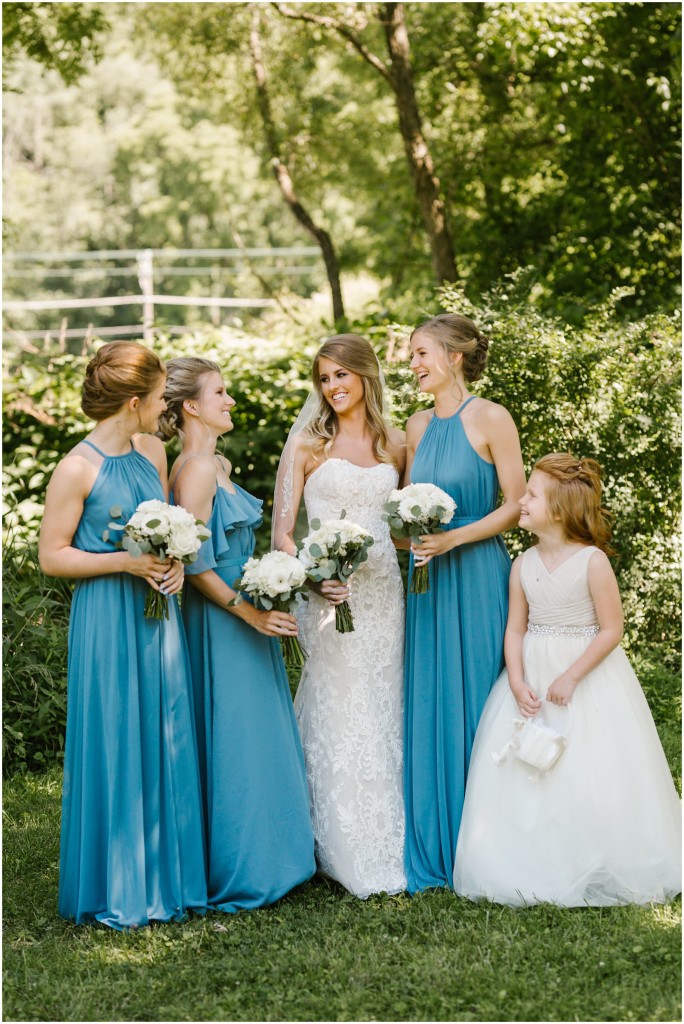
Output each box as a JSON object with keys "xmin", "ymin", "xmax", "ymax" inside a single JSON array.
[{"xmin": 273, "ymin": 334, "xmax": 407, "ymax": 897}]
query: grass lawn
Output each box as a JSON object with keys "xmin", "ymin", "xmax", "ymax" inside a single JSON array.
[{"xmin": 4, "ymin": 656, "xmax": 681, "ymax": 1022}]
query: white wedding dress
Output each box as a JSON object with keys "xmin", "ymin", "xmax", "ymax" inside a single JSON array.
[{"xmin": 294, "ymin": 458, "xmax": 406, "ymax": 897}]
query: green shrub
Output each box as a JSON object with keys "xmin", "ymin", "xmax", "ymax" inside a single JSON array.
[
  {"xmin": 3, "ymin": 286, "xmax": 680, "ymax": 772},
  {"xmin": 3, "ymin": 534, "xmax": 71, "ymax": 774}
]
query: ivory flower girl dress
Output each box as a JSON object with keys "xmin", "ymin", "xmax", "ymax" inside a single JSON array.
[{"xmin": 454, "ymin": 545, "xmax": 681, "ymax": 906}]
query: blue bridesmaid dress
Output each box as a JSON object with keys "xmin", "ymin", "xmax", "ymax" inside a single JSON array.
[
  {"xmin": 404, "ymin": 397, "xmax": 511, "ymax": 893},
  {"xmin": 179, "ymin": 473, "xmax": 315, "ymax": 912},
  {"xmin": 58, "ymin": 440, "xmax": 207, "ymax": 929}
]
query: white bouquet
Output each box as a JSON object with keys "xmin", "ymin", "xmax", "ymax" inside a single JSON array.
[
  {"xmin": 299, "ymin": 511, "xmax": 374, "ymax": 633},
  {"xmin": 382, "ymin": 483, "xmax": 456, "ymax": 594},
  {"xmin": 231, "ymin": 550, "xmax": 309, "ymax": 668},
  {"xmin": 104, "ymin": 499, "xmax": 211, "ymax": 619}
]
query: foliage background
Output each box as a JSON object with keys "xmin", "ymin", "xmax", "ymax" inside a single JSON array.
[
  {"xmin": 4, "ymin": 282, "xmax": 681, "ymax": 774},
  {"xmin": 2, "ymin": 6, "xmax": 680, "ymax": 1023}
]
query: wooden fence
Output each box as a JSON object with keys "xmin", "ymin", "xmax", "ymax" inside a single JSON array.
[{"xmin": 3, "ymin": 246, "xmax": 322, "ymax": 346}]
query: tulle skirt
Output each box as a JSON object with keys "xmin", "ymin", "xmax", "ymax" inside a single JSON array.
[{"xmin": 454, "ymin": 635, "xmax": 681, "ymax": 906}]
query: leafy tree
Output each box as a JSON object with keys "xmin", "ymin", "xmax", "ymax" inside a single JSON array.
[{"xmin": 2, "ymin": 1, "xmax": 109, "ymax": 84}]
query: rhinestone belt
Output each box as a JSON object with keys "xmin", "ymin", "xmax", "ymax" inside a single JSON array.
[{"xmin": 528, "ymin": 623, "xmax": 600, "ymax": 637}]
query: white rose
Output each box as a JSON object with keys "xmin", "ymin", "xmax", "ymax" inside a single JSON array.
[{"xmin": 166, "ymin": 522, "xmax": 202, "ymax": 559}]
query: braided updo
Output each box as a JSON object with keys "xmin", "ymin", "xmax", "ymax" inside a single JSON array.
[
  {"xmin": 156, "ymin": 357, "xmax": 222, "ymax": 443},
  {"xmin": 81, "ymin": 342, "xmax": 165, "ymax": 421},
  {"xmin": 533, "ymin": 453, "xmax": 614, "ymax": 553},
  {"xmin": 411, "ymin": 313, "xmax": 489, "ymax": 384}
]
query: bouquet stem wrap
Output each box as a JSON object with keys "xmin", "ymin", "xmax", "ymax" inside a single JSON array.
[
  {"xmin": 335, "ymin": 599, "xmax": 355, "ymax": 634},
  {"xmin": 145, "ymin": 588, "xmax": 170, "ymax": 621},
  {"xmin": 409, "ymin": 561, "xmax": 430, "ymax": 595}
]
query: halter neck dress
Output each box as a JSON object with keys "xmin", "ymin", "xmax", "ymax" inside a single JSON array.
[
  {"xmin": 403, "ymin": 397, "xmax": 511, "ymax": 893},
  {"xmin": 175, "ymin": 460, "xmax": 315, "ymax": 912},
  {"xmin": 59, "ymin": 439, "xmax": 207, "ymax": 929}
]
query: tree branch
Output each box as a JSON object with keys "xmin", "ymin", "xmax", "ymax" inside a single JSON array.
[{"xmin": 270, "ymin": 2, "xmax": 392, "ymax": 84}]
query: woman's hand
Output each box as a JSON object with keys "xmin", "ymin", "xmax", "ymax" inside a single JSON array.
[
  {"xmin": 122, "ymin": 552, "xmax": 175, "ymax": 590},
  {"xmin": 546, "ymin": 672, "xmax": 578, "ymax": 707},
  {"xmin": 411, "ymin": 531, "xmax": 455, "ymax": 566},
  {"xmin": 244, "ymin": 606, "xmax": 299, "ymax": 638},
  {"xmin": 308, "ymin": 578, "xmax": 350, "ymax": 606},
  {"xmin": 509, "ymin": 681, "xmax": 541, "ymax": 718}
]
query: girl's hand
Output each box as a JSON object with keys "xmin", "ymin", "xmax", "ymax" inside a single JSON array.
[
  {"xmin": 308, "ymin": 578, "xmax": 350, "ymax": 606},
  {"xmin": 122, "ymin": 552, "xmax": 173, "ymax": 589},
  {"xmin": 411, "ymin": 531, "xmax": 454, "ymax": 566},
  {"xmin": 546, "ymin": 672, "xmax": 578, "ymax": 707},
  {"xmin": 248, "ymin": 608, "xmax": 299, "ymax": 638},
  {"xmin": 509, "ymin": 681, "xmax": 542, "ymax": 718}
]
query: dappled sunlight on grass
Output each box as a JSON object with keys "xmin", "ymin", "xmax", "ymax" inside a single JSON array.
[{"xmin": 4, "ymin": 768, "xmax": 681, "ymax": 1022}]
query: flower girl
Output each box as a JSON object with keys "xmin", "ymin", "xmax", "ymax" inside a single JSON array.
[{"xmin": 454, "ymin": 453, "xmax": 681, "ymax": 906}]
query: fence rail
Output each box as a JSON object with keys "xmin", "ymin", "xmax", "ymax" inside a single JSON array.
[{"xmin": 3, "ymin": 246, "xmax": 322, "ymax": 343}]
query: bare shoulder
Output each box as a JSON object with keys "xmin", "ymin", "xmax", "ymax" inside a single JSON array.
[
  {"xmin": 174, "ymin": 453, "xmax": 218, "ymax": 489},
  {"xmin": 511, "ymin": 551, "xmax": 525, "ymax": 576},
  {"xmin": 587, "ymin": 547, "xmax": 613, "ymax": 576},
  {"xmin": 472, "ymin": 396, "xmax": 516, "ymax": 429},
  {"xmin": 133, "ymin": 432, "xmax": 166, "ymax": 464},
  {"xmin": 50, "ymin": 449, "xmax": 95, "ymax": 488},
  {"xmin": 406, "ymin": 408, "xmax": 432, "ymax": 440}
]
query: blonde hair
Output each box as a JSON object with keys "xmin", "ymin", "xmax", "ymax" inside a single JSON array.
[
  {"xmin": 307, "ymin": 334, "xmax": 397, "ymax": 468},
  {"xmin": 534, "ymin": 453, "xmax": 614, "ymax": 553},
  {"xmin": 81, "ymin": 342, "xmax": 165, "ymax": 421},
  {"xmin": 411, "ymin": 313, "xmax": 489, "ymax": 385},
  {"xmin": 157, "ymin": 357, "xmax": 222, "ymax": 443}
]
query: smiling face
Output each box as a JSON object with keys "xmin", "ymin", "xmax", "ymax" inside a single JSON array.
[
  {"xmin": 316, "ymin": 356, "xmax": 365, "ymax": 416},
  {"xmin": 518, "ymin": 470, "xmax": 554, "ymax": 535},
  {"xmin": 136, "ymin": 374, "xmax": 168, "ymax": 432},
  {"xmin": 196, "ymin": 371, "xmax": 236, "ymax": 434},
  {"xmin": 409, "ymin": 329, "xmax": 455, "ymax": 395}
]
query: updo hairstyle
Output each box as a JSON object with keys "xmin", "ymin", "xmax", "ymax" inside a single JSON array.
[
  {"xmin": 411, "ymin": 313, "xmax": 489, "ymax": 384},
  {"xmin": 533, "ymin": 453, "xmax": 614, "ymax": 554},
  {"xmin": 81, "ymin": 342, "xmax": 165, "ymax": 421},
  {"xmin": 156, "ymin": 357, "xmax": 222, "ymax": 443}
]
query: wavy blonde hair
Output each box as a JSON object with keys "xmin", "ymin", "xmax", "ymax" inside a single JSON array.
[
  {"xmin": 306, "ymin": 334, "xmax": 398, "ymax": 468},
  {"xmin": 534, "ymin": 453, "xmax": 614, "ymax": 554}
]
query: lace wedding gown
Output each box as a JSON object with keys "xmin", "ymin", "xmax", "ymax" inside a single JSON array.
[{"xmin": 294, "ymin": 458, "xmax": 406, "ymax": 897}]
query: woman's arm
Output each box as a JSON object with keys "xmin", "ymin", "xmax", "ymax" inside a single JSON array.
[
  {"xmin": 176, "ymin": 456, "xmax": 298, "ymax": 637},
  {"xmin": 546, "ymin": 550, "xmax": 624, "ymax": 706},
  {"xmin": 412, "ymin": 403, "xmax": 525, "ymax": 563},
  {"xmin": 394, "ymin": 412, "xmax": 430, "ymax": 551},
  {"xmin": 504, "ymin": 556, "xmax": 540, "ymax": 717},
  {"xmin": 38, "ymin": 455, "xmax": 174, "ymax": 589}
]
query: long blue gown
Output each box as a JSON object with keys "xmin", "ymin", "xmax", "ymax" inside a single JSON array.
[
  {"xmin": 403, "ymin": 397, "xmax": 511, "ymax": 893},
  {"xmin": 59, "ymin": 440, "xmax": 207, "ymax": 929},
  {"xmin": 180, "ymin": 475, "xmax": 315, "ymax": 912}
]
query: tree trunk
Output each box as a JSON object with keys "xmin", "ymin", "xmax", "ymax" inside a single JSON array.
[
  {"xmin": 380, "ymin": 3, "xmax": 458, "ymax": 285},
  {"xmin": 249, "ymin": 10, "xmax": 346, "ymax": 324}
]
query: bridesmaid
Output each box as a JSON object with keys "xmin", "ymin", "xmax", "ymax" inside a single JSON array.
[
  {"xmin": 158, "ymin": 357, "xmax": 315, "ymax": 912},
  {"xmin": 39, "ymin": 341, "xmax": 207, "ymax": 929},
  {"xmin": 402, "ymin": 314, "xmax": 526, "ymax": 893}
]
